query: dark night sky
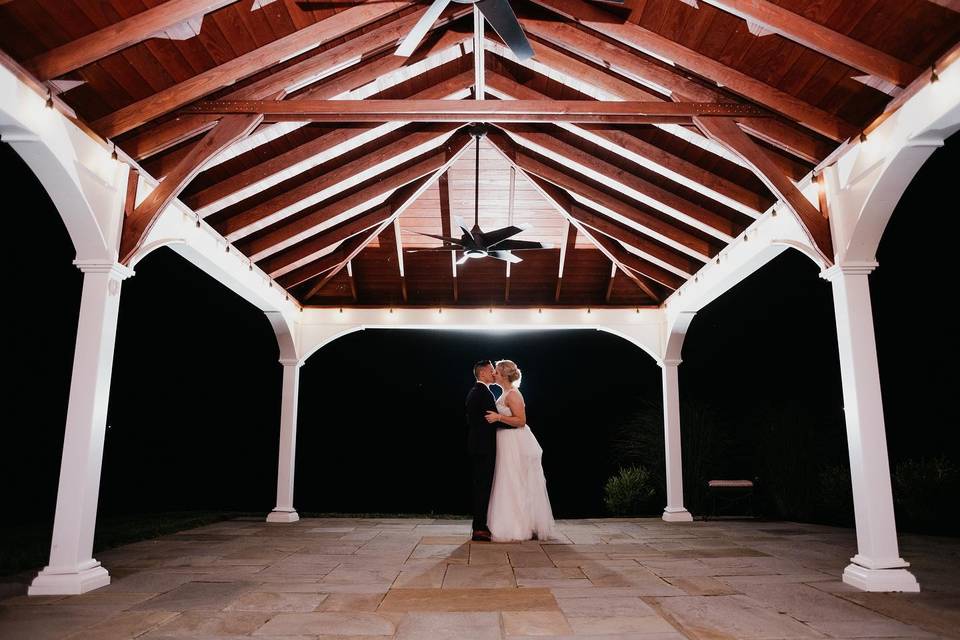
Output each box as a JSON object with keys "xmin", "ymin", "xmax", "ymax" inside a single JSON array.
[{"xmin": 2, "ymin": 135, "xmax": 957, "ymax": 525}]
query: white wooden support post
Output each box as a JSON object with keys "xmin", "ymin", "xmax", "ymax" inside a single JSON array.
[
  {"xmin": 267, "ymin": 358, "xmax": 302, "ymax": 523},
  {"xmin": 822, "ymin": 263, "xmax": 918, "ymax": 592},
  {"xmin": 29, "ymin": 260, "xmax": 134, "ymax": 595},
  {"xmin": 661, "ymin": 358, "xmax": 693, "ymax": 522}
]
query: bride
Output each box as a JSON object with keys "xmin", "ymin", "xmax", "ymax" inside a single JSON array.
[{"xmin": 484, "ymin": 360, "xmax": 557, "ymax": 542}]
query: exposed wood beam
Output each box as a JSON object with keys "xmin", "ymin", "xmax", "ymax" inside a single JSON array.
[
  {"xmin": 92, "ymin": 1, "xmax": 413, "ymax": 138},
  {"xmin": 555, "ymin": 221, "xmax": 577, "ymax": 302},
  {"xmin": 257, "ymin": 201, "xmax": 393, "ymax": 277},
  {"xmin": 498, "ymin": 123, "xmax": 740, "ymax": 242},
  {"xmin": 485, "ymin": 71, "xmax": 770, "ymax": 217},
  {"xmin": 393, "ymin": 219, "xmax": 408, "ymax": 303},
  {"xmin": 275, "ymin": 182, "xmax": 422, "ymax": 291},
  {"xmin": 302, "ymin": 132, "xmax": 473, "ymax": 298},
  {"xmin": 120, "ymin": 114, "xmax": 262, "ymax": 264},
  {"xmin": 123, "ymin": 14, "xmax": 472, "ymax": 161},
  {"xmin": 698, "ymin": 0, "xmax": 921, "ymax": 87},
  {"xmin": 184, "ymin": 98, "xmax": 766, "ymax": 121},
  {"xmin": 347, "ymin": 261, "xmax": 358, "ymax": 302},
  {"xmin": 26, "ymin": 0, "xmax": 236, "ymax": 81},
  {"xmin": 605, "ymin": 262, "xmax": 617, "ymax": 303},
  {"xmin": 488, "ymin": 131, "xmax": 666, "ymax": 300},
  {"xmin": 185, "ymin": 70, "xmax": 474, "ymax": 214},
  {"xmin": 437, "ymin": 171, "xmax": 459, "ymax": 300},
  {"xmin": 533, "ymin": 178, "xmax": 666, "ymax": 299},
  {"xmin": 513, "ymin": 18, "xmax": 834, "ymax": 162},
  {"xmin": 694, "ymin": 116, "xmax": 833, "ymax": 262},
  {"xmin": 237, "ymin": 149, "xmax": 451, "ymax": 264},
  {"xmin": 527, "ymin": 0, "xmax": 857, "ymax": 142},
  {"xmin": 503, "ymin": 140, "xmax": 719, "ymax": 263},
  {"xmin": 215, "ymin": 123, "xmax": 459, "ymax": 241}
]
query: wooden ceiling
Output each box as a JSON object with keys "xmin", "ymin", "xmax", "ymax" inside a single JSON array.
[{"xmin": 1, "ymin": 0, "xmax": 957, "ymax": 308}]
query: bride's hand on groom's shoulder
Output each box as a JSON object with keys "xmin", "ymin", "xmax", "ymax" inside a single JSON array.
[{"xmin": 484, "ymin": 411, "xmax": 500, "ymax": 424}]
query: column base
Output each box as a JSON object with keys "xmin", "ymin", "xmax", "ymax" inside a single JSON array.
[
  {"xmin": 662, "ymin": 508, "xmax": 693, "ymax": 522},
  {"xmin": 28, "ymin": 564, "xmax": 110, "ymax": 595},
  {"xmin": 842, "ymin": 563, "xmax": 919, "ymax": 592},
  {"xmin": 266, "ymin": 509, "xmax": 300, "ymax": 523}
]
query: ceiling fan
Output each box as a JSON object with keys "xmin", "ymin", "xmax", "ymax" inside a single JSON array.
[
  {"xmin": 396, "ymin": 0, "xmax": 535, "ymax": 61},
  {"xmin": 408, "ymin": 125, "xmax": 552, "ymax": 264}
]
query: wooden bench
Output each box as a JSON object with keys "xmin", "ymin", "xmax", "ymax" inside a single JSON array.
[{"xmin": 705, "ymin": 479, "xmax": 755, "ymax": 520}]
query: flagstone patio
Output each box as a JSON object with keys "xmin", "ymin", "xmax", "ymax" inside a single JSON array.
[{"xmin": 1, "ymin": 518, "xmax": 957, "ymax": 639}]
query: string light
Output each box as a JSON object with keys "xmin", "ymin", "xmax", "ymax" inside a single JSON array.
[
  {"xmin": 931, "ymin": 65, "xmax": 939, "ymax": 82},
  {"xmin": 45, "ymin": 89, "xmax": 53, "ymax": 108},
  {"xmin": 111, "ymin": 144, "xmax": 118, "ymax": 161}
]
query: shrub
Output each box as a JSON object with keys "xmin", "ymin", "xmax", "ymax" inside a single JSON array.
[
  {"xmin": 604, "ymin": 465, "xmax": 658, "ymax": 516},
  {"xmin": 816, "ymin": 464, "xmax": 854, "ymax": 526},
  {"xmin": 893, "ymin": 456, "xmax": 959, "ymax": 534}
]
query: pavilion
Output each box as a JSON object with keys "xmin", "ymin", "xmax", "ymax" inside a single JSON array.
[{"xmin": 0, "ymin": 0, "xmax": 957, "ymax": 598}]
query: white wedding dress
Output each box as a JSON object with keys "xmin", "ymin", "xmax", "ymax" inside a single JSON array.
[{"xmin": 487, "ymin": 388, "xmax": 557, "ymax": 542}]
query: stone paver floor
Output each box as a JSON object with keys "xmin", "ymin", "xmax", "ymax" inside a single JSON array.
[{"xmin": 1, "ymin": 518, "xmax": 958, "ymax": 639}]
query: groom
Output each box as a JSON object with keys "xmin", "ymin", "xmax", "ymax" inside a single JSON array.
[{"xmin": 465, "ymin": 360, "xmax": 501, "ymax": 542}]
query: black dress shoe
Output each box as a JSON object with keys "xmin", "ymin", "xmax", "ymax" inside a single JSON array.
[{"xmin": 472, "ymin": 530, "xmax": 492, "ymax": 542}]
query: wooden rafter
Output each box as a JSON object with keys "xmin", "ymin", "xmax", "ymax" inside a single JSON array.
[
  {"xmin": 214, "ymin": 123, "xmax": 460, "ymax": 240},
  {"xmin": 555, "ymin": 221, "xmax": 577, "ymax": 302},
  {"xmin": 238, "ymin": 149, "xmax": 452, "ymax": 263},
  {"xmin": 513, "ymin": 18, "xmax": 833, "ymax": 163},
  {"xmin": 528, "ymin": 0, "xmax": 857, "ymax": 142},
  {"xmin": 437, "ymin": 171, "xmax": 459, "ymax": 301},
  {"xmin": 497, "ymin": 123, "xmax": 740, "ymax": 242},
  {"xmin": 698, "ymin": 0, "xmax": 921, "ymax": 87},
  {"xmin": 185, "ymin": 70, "xmax": 474, "ymax": 213},
  {"xmin": 92, "ymin": 1, "xmax": 414, "ymax": 138},
  {"xmin": 119, "ymin": 114, "xmax": 263, "ymax": 264},
  {"xmin": 124, "ymin": 13, "xmax": 473, "ymax": 162},
  {"xmin": 26, "ymin": 0, "xmax": 236, "ymax": 81},
  {"xmin": 487, "ymin": 130, "xmax": 666, "ymax": 300},
  {"xmin": 694, "ymin": 116, "xmax": 833, "ymax": 262},
  {"xmin": 393, "ymin": 219, "xmax": 409, "ymax": 303},
  {"xmin": 302, "ymin": 132, "xmax": 474, "ymax": 299},
  {"xmin": 532, "ymin": 177, "xmax": 667, "ymax": 300},
  {"xmin": 258, "ymin": 200, "xmax": 394, "ymax": 278},
  {"xmin": 485, "ymin": 71, "xmax": 771, "ymax": 216},
  {"xmin": 184, "ymin": 98, "xmax": 766, "ymax": 121},
  {"xmin": 505, "ymin": 143, "xmax": 718, "ymax": 264}
]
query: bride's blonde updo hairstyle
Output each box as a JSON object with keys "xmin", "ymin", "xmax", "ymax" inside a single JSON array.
[{"xmin": 495, "ymin": 359, "xmax": 522, "ymax": 386}]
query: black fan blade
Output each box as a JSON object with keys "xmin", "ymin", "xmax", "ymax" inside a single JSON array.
[
  {"xmin": 488, "ymin": 239, "xmax": 551, "ymax": 251},
  {"xmin": 453, "ymin": 215, "xmax": 474, "ymax": 241},
  {"xmin": 479, "ymin": 224, "xmax": 527, "ymax": 247},
  {"xmin": 489, "ymin": 250, "xmax": 523, "ymax": 263},
  {"xmin": 405, "ymin": 229, "xmax": 467, "ymax": 246},
  {"xmin": 475, "ymin": 0, "xmax": 534, "ymax": 61}
]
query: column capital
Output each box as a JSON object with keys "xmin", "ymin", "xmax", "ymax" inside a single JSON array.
[
  {"xmin": 72, "ymin": 259, "xmax": 135, "ymax": 280},
  {"xmin": 661, "ymin": 358, "xmax": 682, "ymax": 368},
  {"xmin": 820, "ymin": 261, "xmax": 879, "ymax": 281},
  {"xmin": 279, "ymin": 358, "xmax": 302, "ymax": 367}
]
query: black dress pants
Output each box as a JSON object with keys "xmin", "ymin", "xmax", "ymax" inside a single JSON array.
[{"xmin": 470, "ymin": 452, "xmax": 496, "ymax": 532}]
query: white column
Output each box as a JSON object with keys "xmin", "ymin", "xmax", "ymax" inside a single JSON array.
[
  {"xmin": 822, "ymin": 263, "xmax": 918, "ymax": 592},
  {"xmin": 661, "ymin": 359, "xmax": 693, "ymax": 522},
  {"xmin": 29, "ymin": 260, "xmax": 134, "ymax": 595},
  {"xmin": 267, "ymin": 359, "xmax": 302, "ymax": 523}
]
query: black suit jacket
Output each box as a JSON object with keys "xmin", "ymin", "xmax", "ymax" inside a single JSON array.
[{"xmin": 465, "ymin": 382, "xmax": 504, "ymax": 455}]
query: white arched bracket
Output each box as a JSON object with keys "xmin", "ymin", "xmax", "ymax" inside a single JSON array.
[
  {"xmin": 29, "ymin": 261, "xmax": 135, "ymax": 595},
  {"xmin": 267, "ymin": 357, "xmax": 304, "ymax": 523},
  {"xmin": 660, "ymin": 311, "xmax": 695, "ymax": 522},
  {"xmin": 821, "ymin": 262, "xmax": 918, "ymax": 592}
]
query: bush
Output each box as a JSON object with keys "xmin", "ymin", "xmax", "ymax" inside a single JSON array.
[
  {"xmin": 604, "ymin": 466, "xmax": 658, "ymax": 516},
  {"xmin": 816, "ymin": 464, "xmax": 854, "ymax": 526},
  {"xmin": 893, "ymin": 456, "xmax": 960, "ymax": 534}
]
